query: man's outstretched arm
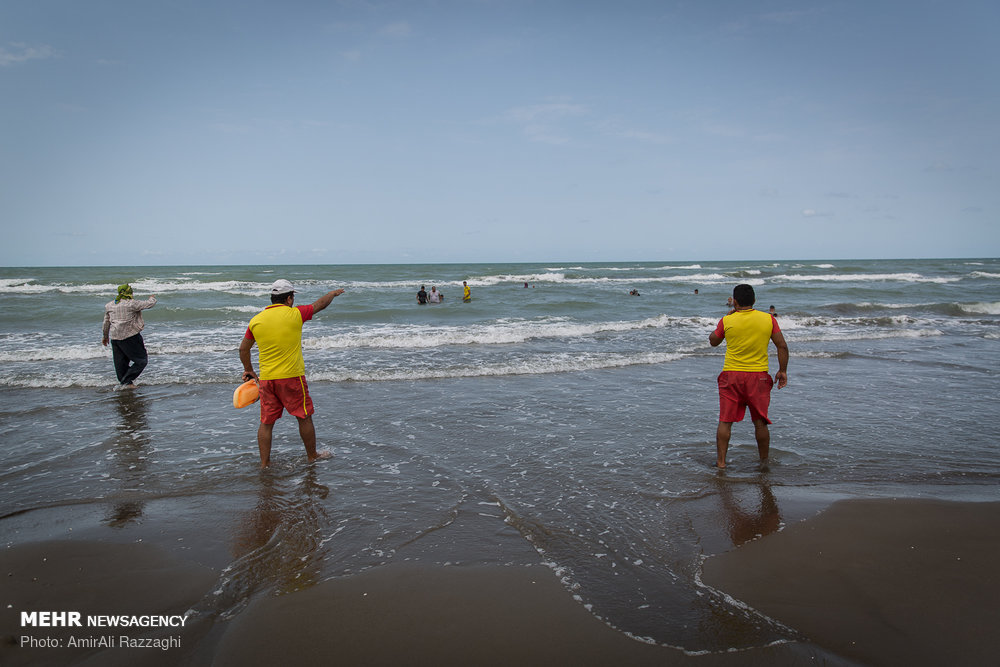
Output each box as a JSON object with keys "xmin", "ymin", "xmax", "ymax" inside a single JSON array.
[{"xmin": 311, "ymin": 289, "xmax": 345, "ymax": 314}]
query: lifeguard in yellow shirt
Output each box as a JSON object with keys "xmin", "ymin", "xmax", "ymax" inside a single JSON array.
[
  {"xmin": 239, "ymin": 279, "xmax": 344, "ymax": 468},
  {"xmin": 709, "ymin": 284, "xmax": 788, "ymax": 469}
]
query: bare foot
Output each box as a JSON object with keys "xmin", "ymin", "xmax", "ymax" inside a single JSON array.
[{"xmin": 309, "ymin": 449, "xmax": 332, "ymax": 463}]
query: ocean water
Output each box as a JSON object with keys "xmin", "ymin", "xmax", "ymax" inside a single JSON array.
[{"xmin": 1, "ymin": 258, "xmax": 999, "ymax": 653}]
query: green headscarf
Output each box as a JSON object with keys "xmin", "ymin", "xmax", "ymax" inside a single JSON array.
[{"xmin": 115, "ymin": 284, "xmax": 133, "ymax": 303}]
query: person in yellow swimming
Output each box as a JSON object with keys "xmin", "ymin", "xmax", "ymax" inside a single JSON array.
[
  {"xmin": 709, "ymin": 284, "xmax": 788, "ymax": 469},
  {"xmin": 239, "ymin": 279, "xmax": 344, "ymax": 468},
  {"xmin": 463, "ymin": 281, "xmax": 471, "ymax": 302}
]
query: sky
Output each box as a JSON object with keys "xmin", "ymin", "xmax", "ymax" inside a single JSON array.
[{"xmin": 2, "ymin": 0, "xmax": 997, "ymax": 266}]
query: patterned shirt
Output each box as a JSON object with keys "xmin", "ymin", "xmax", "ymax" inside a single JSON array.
[{"xmin": 103, "ymin": 297, "xmax": 157, "ymax": 341}]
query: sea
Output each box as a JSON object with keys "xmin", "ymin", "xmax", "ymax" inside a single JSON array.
[{"xmin": 1, "ymin": 258, "xmax": 998, "ymax": 654}]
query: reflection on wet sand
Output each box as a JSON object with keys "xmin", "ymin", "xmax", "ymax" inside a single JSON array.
[
  {"xmin": 104, "ymin": 390, "xmax": 151, "ymax": 527},
  {"xmin": 714, "ymin": 473, "xmax": 782, "ymax": 547},
  {"xmin": 187, "ymin": 466, "xmax": 334, "ymax": 622},
  {"xmin": 230, "ymin": 467, "xmax": 331, "ymax": 595}
]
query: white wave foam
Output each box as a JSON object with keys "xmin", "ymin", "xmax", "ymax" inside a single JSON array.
[
  {"xmin": 309, "ymin": 350, "xmax": 687, "ymax": 382},
  {"xmin": 853, "ymin": 301, "xmax": 934, "ymax": 310},
  {"xmin": 0, "ymin": 267, "xmax": 772, "ymax": 295},
  {"xmin": 958, "ymin": 301, "xmax": 1000, "ymax": 315},
  {"xmin": 0, "ymin": 337, "xmax": 244, "ymax": 362},
  {"xmin": 0, "ymin": 349, "xmax": 690, "ymax": 387},
  {"xmin": 0, "ymin": 345, "xmax": 109, "ymax": 362},
  {"xmin": 0, "ymin": 278, "xmax": 38, "ymax": 288},
  {"xmin": 0, "ymin": 281, "xmax": 119, "ymax": 294},
  {"xmin": 218, "ymin": 305, "xmax": 265, "ymax": 313},
  {"xmin": 776, "ymin": 314, "xmax": 930, "ymax": 329},
  {"xmin": 790, "ymin": 328, "xmax": 943, "ymax": 342},
  {"xmin": 468, "ymin": 272, "xmax": 567, "ymax": 286},
  {"xmin": 305, "ymin": 314, "xmax": 691, "ymax": 350},
  {"xmin": 971, "ymin": 271, "xmax": 1000, "ymax": 279},
  {"xmin": 543, "ymin": 264, "xmax": 703, "ymax": 272},
  {"xmin": 0, "ymin": 278, "xmax": 271, "ymax": 296},
  {"xmin": 0, "ymin": 315, "xmax": 713, "ymax": 362},
  {"xmin": 773, "ymin": 272, "xmax": 959, "ymax": 284},
  {"xmin": 467, "ymin": 272, "xmax": 760, "ymax": 286}
]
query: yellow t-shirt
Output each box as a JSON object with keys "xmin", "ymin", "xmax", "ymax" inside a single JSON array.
[
  {"xmin": 714, "ymin": 309, "xmax": 780, "ymax": 372},
  {"xmin": 245, "ymin": 304, "xmax": 314, "ymax": 380}
]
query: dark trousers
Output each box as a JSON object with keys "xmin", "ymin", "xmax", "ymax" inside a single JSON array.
[{"xmin": 111, "ymin": 333, "xmax": 148, "ymax": 385}]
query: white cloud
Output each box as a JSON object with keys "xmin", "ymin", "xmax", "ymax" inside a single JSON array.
[
  {"xmin": 924, "ymin": 161, "xmax": 953, "ymax": 172},
  {"xmin": 0, "ymin": 42, "xmax": 55, "ymax": 67},
  {"xmin": 506, "ymin": 102, "xmax": 588, "ymax": 123},
  {"xmin": 759, "ymin": 9, "xmax": 823, "ymax": 25},
  {"xmin": 504, "ymin": 102, "xmax": 588, "ymax": 144},
  {"xmin": 380, "ymin": 22, "xmax": 412, "ymax": 38},
  {"xmin": 616, "ymin": 128, "xmax": 672, "ymax": 145}
]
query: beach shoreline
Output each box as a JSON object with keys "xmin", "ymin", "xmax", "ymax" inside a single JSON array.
[
  {"xmin": 2, "ymin": 259, "xmax": 998, "ymax": 664},
  {"xmin": 4, "ymin": 496, "xmax": 997, "ymax": 666}
]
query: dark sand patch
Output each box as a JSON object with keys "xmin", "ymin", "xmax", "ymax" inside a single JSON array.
[{"xmin": 701, "ymin": 498, "xmax": 1000, "ymax": 666}]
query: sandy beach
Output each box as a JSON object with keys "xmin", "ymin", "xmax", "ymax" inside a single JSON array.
[
  {"xmin": 2, "ymin": 261, "xmax": 999, "ymax": 664},
  {"xmin": 701, "ymin": 498, "xmax": 1000, "ymax": 666},
  {"xmin": 3, "ymin": 497, "xmax": 997, "ymax": 666}
]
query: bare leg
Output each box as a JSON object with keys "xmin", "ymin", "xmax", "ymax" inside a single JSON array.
[
  {"xmin": 297, "ymin": 416, "xmax": 331, "ymax": 463},
  {"xmin": 715, "ymin": 421, "xmax": 733, "ymax": 469},
  {"xmin": 257, "ymin": 421, "xmax": 275, "ymax": 469},
  {"xmin": 753, "ymin": 419, "xmax": 770, "ymax": 462}
]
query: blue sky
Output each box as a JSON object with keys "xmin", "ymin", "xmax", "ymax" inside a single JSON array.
[{"xmin": 2, "ymin": 0, "xmax": 997, "ymax": 266}]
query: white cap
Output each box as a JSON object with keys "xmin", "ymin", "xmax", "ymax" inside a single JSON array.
[{"xmin": 270, "ymin": 279, "xmax": 295, "ymax": 295}]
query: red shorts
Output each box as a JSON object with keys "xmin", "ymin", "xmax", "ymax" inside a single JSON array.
[
  {"xmin": 718, "ymin": 371, "xmax": 773, "ymax": 424},
  {"xmin": 259, "ymin": 376, "xmax": 314, "ymax": 424}
]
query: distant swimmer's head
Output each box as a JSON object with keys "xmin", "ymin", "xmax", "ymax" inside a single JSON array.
[
  {"xmin": 270, "ymin": 279, "xmax": 295, "ymax": 304},
  {"xmin": 115, "ymin": 284, "xmax": 133, "ymax": 303},
  {"xmin": 733, "ymin": 284, "xmax": 756, "ymax": 308}
]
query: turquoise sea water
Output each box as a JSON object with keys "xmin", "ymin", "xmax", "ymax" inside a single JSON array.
[{"xmin": 1, "ymin": 258, "xmax": 998, "ymax": 653}]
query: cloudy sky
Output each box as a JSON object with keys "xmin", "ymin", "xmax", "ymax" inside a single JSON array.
[{"xmin": 2, "ymin": 0, "xmax": 997, "ymax": 266}]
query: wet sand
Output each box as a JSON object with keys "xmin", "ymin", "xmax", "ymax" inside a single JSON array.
[
  {"xmin": 0, "ymin": 540, "xmax": 218, "ymax": 666},
  {"xmin": 701, "ymin": 498, "xmax": 1000, "ymax": 666},
  {"xmin": 2, "ymin": 498, "xmax": 998, "ymax": 666}
]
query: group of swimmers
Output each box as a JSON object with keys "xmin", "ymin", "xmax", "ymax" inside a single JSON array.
[{"xmin": 417, "ymin": 281, "xmax": 472, "ymax": 304}]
